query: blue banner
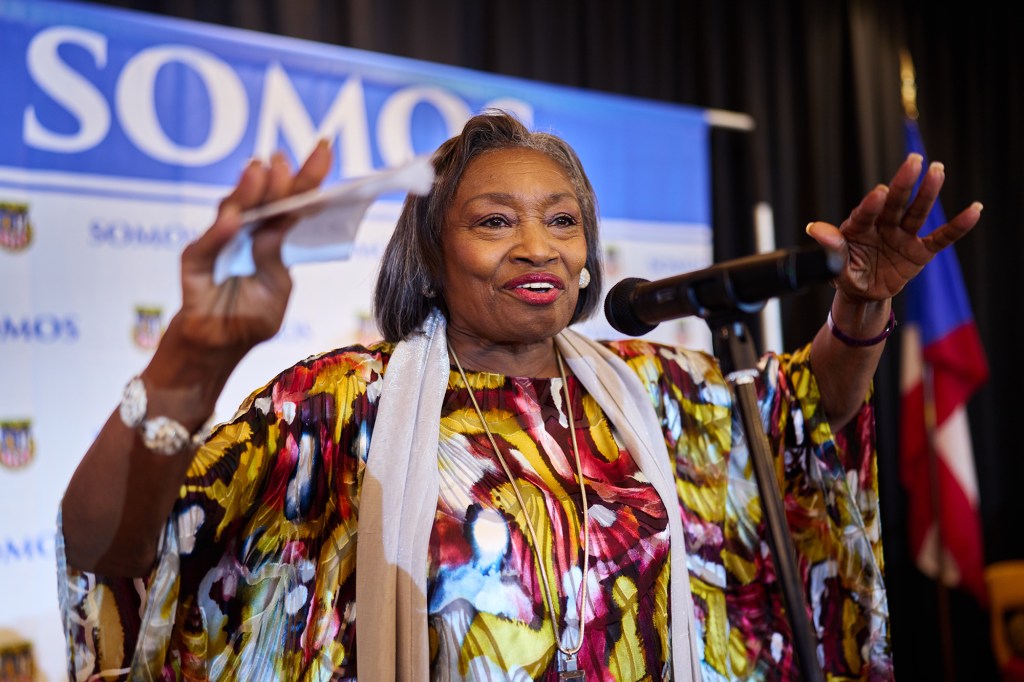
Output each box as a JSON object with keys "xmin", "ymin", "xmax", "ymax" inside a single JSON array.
[{"xmin": 0, "ymin": 0, "xmax": 709, "ymax": 223}]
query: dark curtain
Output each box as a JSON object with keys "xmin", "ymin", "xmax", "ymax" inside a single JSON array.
[{"xmin": 79, "ymin": 1, "xmax": 1023, "ymax": 678}]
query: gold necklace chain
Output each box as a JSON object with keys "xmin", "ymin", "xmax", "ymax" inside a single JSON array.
[{"xmin": 447, "ymin": 341, "xmax": 591, "ymax": 671}]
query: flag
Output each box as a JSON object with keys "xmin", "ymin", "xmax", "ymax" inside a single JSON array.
[{"xmin": 899, "ymin": 117, "xmax": 989, "ymax": 603}]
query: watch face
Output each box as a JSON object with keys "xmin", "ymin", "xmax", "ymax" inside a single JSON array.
[
  {"xmin": 119, "ymin": 376, "xmax": 148, "ymax": 428},
  {"xmin": 141, "ymin": 416, "xmax": 190, "ymax": 456}
]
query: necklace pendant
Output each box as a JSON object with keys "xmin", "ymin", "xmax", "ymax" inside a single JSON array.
[{"xmin": 558, "ymin": 653, "xmax": 586, "ymax": 681}]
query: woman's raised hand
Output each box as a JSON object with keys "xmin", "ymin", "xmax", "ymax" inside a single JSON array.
[
  {"xmin": 805, "ymin": 153, "xmax": 982, "ymax": 304},
  {"xmin": 60, "ymin": 144, "xmax": 332, "ymax": 576},
  {"xmin": 171, "ymin": 141, "xmax": 333, "ymax": 359}
]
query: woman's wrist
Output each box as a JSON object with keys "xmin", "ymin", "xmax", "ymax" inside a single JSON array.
[
  {"xmin": 827, "ymin": 294, "xmax": 894, "ymax": 348},
  {"xmin": 136, "ymin": 317, "xmax": 243, "ymax": 431}
]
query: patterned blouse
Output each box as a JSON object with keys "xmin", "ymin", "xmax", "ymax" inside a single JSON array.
[{"xmin": 57, "ymin": 338, "xmax": 893, "ymax": 681}]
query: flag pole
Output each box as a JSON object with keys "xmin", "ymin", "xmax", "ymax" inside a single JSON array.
[{"xmin": 900, "ymin": 47, "xmax": 956, "ymax": 682}]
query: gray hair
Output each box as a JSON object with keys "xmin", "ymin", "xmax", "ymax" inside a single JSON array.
[{"xmin": 373, "ymin": 109, "xmax": 603, "ymax": 341}]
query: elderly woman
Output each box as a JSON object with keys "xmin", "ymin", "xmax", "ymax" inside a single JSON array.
[{"xmin": 58, "ymin": 111, "xmax": 980, "ymax": 681}]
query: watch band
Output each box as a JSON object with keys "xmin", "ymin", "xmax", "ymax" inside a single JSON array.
[{"xmin": 119, "ymin": 375, "xmax": 210, "ymax": 455}]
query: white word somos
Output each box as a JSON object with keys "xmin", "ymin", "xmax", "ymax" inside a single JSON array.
[{"xmin": 23, "ymin": 26, "xmax": 534, "ymax": 176}]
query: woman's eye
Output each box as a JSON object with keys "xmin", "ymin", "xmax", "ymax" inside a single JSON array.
[
  {"xmin": 551, "ymin": 214, "xmax": 579, "ymax": 227},
  {"xmin": 479, "ymin": 215, "xmax": 510, "ymax": 228}
]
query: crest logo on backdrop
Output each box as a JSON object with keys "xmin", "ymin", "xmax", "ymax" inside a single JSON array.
[
  {"xmin": 0, "ymin": 420, "xmax": 35, "ymax": 469},
  {"xmin": 0, "ymin": 202, "xmax": 32, "ymax": 252},
  {"xmin": 132, "ymin": 305, "xmax": 164, "ymax": 350}
]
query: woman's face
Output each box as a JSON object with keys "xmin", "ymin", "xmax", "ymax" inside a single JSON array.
[{"xmin": 441, "ymin": 147, "xmax": 588, "ymax": 349}]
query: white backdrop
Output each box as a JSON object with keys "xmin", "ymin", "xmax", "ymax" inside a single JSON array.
[{"xmin": 0, "ymin": 1, "xmax": 713, "ymax": 679}]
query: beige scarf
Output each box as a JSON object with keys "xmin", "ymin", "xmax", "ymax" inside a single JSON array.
[{"xmin": 357, "ymin": 308, "xmax": 703, "ymax": 680}]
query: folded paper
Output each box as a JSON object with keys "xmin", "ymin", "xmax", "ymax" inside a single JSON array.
[{"xmin": 213, "ymin": 155, "xmax": 435, "ymax": 284}]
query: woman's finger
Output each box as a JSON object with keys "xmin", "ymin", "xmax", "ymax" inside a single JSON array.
[
  {"xmin": 899, "ymin": 161, "xmax": 945, "ymax": 235},
  {"xmin": 184, "ymin": 160, "xmax": 271, "ymax": 274},
  {"xmin": 840, "ymin": 184, "xmax": 888, "ymax": 237},
  {"xmin": 217, "ymin": 158, "xmax": 272, "ymax": 216},
  {"xmin": 248, "ymin": 152, "xmax": 300, "ymax": 281},
  {"xmin": 805, "ymin": 220, "xmax": 846, "ymax": 252},
  {"xmin": 262, "ymin": 151, "xmax": 295, "ymax": 204},
  {"xmin": 922, "ymin": 202, "xmax": 983, "ymax": 253},
  {"xmin": 876, "ymin": 153, "xmax": 923, "ymax": 229},
  {"xmin": 249, "ymin": 142, "xmax": 334, "ymax": 279},
  {"xmin": 290, "ymin": 139, "xmax": 334, "ymax": 195}
]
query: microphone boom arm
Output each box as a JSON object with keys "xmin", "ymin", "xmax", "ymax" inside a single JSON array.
[{"xmin": 604, "ymin": 244, "xmax": 841, "ymax": 337}]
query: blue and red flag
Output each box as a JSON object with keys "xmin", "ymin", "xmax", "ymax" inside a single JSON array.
[{"xmin": 899, "ymin": 117, "xmax": 989, "ymax": 603}]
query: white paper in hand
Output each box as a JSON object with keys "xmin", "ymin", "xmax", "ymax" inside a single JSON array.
[{"xmin": 213, "ymin": 155, "xmax": 435, "ymax": 284}]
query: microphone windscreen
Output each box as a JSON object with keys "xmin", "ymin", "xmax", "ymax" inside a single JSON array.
[{"xmin": 604, "ymin": 277, "xmax": 658, "ymax": 336}]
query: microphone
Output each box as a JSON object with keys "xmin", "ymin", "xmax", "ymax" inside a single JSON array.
[{"xmin": 604, "ymin": 243, "xmax": 843, "ymax": 336}]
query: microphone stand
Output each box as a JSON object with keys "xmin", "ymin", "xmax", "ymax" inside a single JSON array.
[
  {"xmin": 710, "ymin": 311, "xmax": 825, "ymax": 682},
  {"xmin": 602, "ymin": 243, "xmax": 844, "ymax": 679}
]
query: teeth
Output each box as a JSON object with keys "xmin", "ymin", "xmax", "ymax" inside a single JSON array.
[{"xmin": 518, "ymin": 282, "xmax": 553, "ymax": 290}]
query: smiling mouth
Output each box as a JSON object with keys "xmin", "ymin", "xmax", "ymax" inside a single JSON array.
[{"xmin": 505, "ymin": 278, "xmax": 563, "ymax": 305}]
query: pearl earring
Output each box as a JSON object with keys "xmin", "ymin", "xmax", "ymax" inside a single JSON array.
[{"xmin": 578, "ymin": 267, "xmax": 591, "ymax": 289}]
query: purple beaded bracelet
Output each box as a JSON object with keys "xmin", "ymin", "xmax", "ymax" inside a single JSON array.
[{"xmin": 827, "ymin": 308, "xmax": 897, "ymax": 347}]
